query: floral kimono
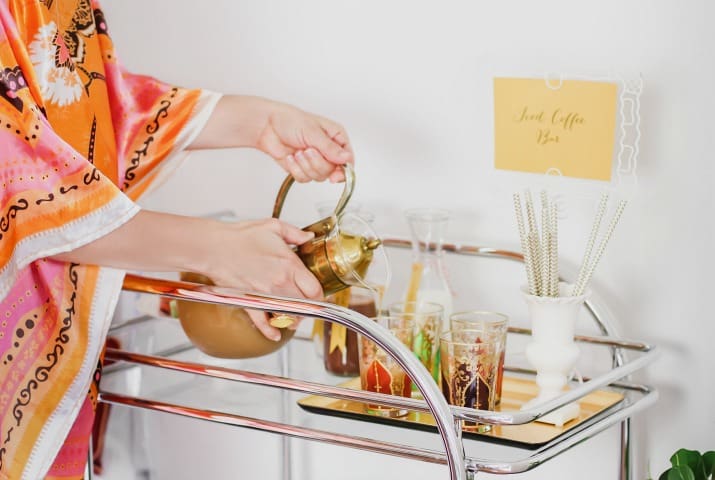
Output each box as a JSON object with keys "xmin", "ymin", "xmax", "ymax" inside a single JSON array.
[{"xmin": 0, "ymin": 1, "xmax": 219, "ymax": 478}]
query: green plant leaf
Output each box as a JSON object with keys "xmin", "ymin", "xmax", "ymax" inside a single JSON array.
[
  {"xmin": 667, "ymin": 466, "xmax": 696, "ymax": 480},
  {"xmin": 671, "ymin": 449, "xmax": 702, "ymax": 471},
  {"xmin": 659, "ymin": 469, "xmax": 673, "ymax": 480},
  {"xmin": 693, "ymin": 458, "xmax": 709, "ymax": 480},
  {"xmin": 703, "ymin": 452, "xmax": 715, "ymax": 479}
]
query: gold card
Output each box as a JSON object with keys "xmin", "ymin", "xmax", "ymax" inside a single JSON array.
[{"xmin": 494, "ymin": 77, "xmax": 618, "ymax": 181}]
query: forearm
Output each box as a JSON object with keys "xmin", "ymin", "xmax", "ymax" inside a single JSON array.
[
  {"xmin": 51, "ymin": 210, "xmax": 215, "ymax": 274},
  {"xmin": 187, "ymin": 95, "xmax": 275, "ymax": 150}
]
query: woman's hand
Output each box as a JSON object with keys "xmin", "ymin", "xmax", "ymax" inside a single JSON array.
[
  {"xmin": 204, "ymin": 218, "xmax": 320, "ymax": 298},
  {"xmin": 201, "ymin": 217, "xmax": 323, "ymax": 340},
  {"xmin": 51, "ymin": 211, "xmax": 323, "ymax": 341},
  {"xmin": 188, "ymin": 95, "xmax": 354, "ymax": 183},
  {"xmin": 256, "ymin": 102, "xmax": 353, "ymax": 183}
]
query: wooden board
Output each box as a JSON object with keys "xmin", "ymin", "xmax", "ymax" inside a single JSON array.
[{"xmin": 297, "ymin": 376, "xmax": 624, "ymax": 449}]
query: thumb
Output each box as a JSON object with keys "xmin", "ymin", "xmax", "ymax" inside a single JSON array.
[{"xmin": 276, "ymin": 220, "xmax": 314, "ymax": 246}]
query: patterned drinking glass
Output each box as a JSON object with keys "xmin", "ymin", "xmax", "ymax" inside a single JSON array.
[
  {"xmin": 389, "ymin": 301, "xmax": 444, "ymax": 384},
  {"xmin": 439, "ymin": 329, "xmax": 501, "ymax": 433},
  {"xmin": 358, "ymin": 316, "xmax": 415, "ymax": 417},
  {"xmin": 449, "ymin": 311, "xmax": 508, "ymax": 404}
]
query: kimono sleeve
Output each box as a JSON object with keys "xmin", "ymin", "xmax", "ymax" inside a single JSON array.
[
  {"xmin": 94, "ymin": 6, "xmax": 222, "ymax": 200},
  {"xmin": 0, "ymin": 60, "xmax": 138, "ymax": 305}
]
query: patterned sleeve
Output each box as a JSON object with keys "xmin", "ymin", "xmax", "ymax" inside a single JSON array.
[
  {"xmin": 0, "ymin": 3, "xmax": 221, "ymax": 478},
  {"xmin": 93, "ymin": 5, "xmax": 222, "ymax": 200},
  {"xmin": 0, "ymin": 11, "xmax": 139, "ymax": 302}
]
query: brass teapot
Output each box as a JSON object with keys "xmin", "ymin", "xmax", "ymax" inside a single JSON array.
[
  {"xmin": 272, "ymin": 164, "xmax": 382, "ymax": 296},
  {"xmin": 177, "ymin": 165, "xmax": 384, "ymax": 358}
]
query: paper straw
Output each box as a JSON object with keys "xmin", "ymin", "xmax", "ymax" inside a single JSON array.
[
  {"xmin": 574, "ymin": 193, "xmax": 609, "ymax": 295},
  {"xmin": 514, "ymin": 193, "xmax": 538, "ymax": 295},
  {"xmin": 405, "ymin": 262, "xmax": 424, "ymax": 307},
  {"xmin": 541, "ymin": 228, "xmax": 551, "ymax": 296},
  {"xmin": 525, "ymin": 190, "xmax": 538, "ymax": 242},
  {"xmin": 550, "ymin": 201, "xmax": 559, "ymax": 296},
  {"xmin": 525, "ymin": 191, "xmax": 543, "ymax": 295},
  {"xmin": 573, "ymin": 200, "xmax": 627, "ymax": 296},
  {"xmin": 540, "ymin": 190, "xmax": 549, "ymax": 246},
  {"xmin": 528, "ymin": 230, "xmax": 543, "ymax": 296},
  {"xmin": 540, "ymin": 191, "xmax": 551, "ymax": 295}
]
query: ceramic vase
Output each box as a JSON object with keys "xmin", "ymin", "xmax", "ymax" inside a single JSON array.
[{"xmin": 520, "ymin": 282, "xmax": 589, "ymax": 427}]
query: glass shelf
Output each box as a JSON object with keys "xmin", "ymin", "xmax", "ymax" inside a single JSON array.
[{"xmin": 99, "ymin": 240, "xmax": 657, "ymax": 480}]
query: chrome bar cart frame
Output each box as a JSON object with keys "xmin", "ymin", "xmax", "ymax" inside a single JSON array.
[{"xmin": 99, "ymin": 239, "xmax": 657, "ymax": 479}]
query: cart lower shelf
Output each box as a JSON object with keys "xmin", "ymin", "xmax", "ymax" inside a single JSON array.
[
  {"xmin": 106, "ymin": 257, "xmax": 658, "ymax": 479},
  {"xmin": 298, "ymin": 376, "xmax": 624, "ymax": 449}
]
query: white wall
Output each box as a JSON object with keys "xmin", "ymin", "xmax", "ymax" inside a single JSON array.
[{"xmin": 102, "ymin": 1, "xmax": 714, "ymax": 478}]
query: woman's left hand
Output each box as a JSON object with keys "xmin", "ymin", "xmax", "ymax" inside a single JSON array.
[
  {"xmin": 189, "ymin": 95, "xmax": 354, "ymax": 183},
  {"xmin": 257, "ymin": 102, "xmax": 353, "ymax": 183}
]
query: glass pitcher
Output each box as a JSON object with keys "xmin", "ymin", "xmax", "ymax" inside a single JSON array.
[{"xmin": 403, "ymin": 208, "xmax": 454, "ymax": 318}]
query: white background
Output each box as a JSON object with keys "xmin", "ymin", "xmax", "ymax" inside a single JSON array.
[{"xmin": 101, "ymin": 1, "xmax": 714, "ymax": 479}]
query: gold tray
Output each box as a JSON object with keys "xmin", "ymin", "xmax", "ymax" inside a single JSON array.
[{"xmin": 297, "ymin": 376, "xmax": 624, "ymax": 449}]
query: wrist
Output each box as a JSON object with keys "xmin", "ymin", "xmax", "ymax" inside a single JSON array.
[
  {"xmin": 182, "ymin": 217, "xmax": 228, "ymax": 278},
  {"xmin": 188, "ymin": 95, "xmax": 277, "ymax": 150}
]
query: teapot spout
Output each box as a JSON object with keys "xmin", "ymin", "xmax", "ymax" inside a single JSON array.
[{"xmin": 363, "ymin": 238, "xmax": 382, "ymax": 251}]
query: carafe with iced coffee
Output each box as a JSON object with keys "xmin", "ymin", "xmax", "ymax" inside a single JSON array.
[{"xmin": 323, "ymin": 288, "xmax": 377, "ymax": 375}]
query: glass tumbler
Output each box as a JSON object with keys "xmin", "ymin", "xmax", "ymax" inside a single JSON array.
[
  {"xmin": 358, "ymin": 316, "xmax": 414, "ymax": 417},
  {"xmin": 440, "ymin": 329, "xmax": 501, "ymax": 433},
  {"xmin": 449, "ymin": 311, "xmax": 508, "ymax": 404}
]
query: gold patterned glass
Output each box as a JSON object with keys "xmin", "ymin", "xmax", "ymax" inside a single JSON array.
[
  {"xmin": 358, "ymin": 316, "xmax": 415, "ymax": 418},
  {"xmin": 449, "ymin": 311, "xmax": 508, "ymax": 404},
  {"xmin": 389, "ymin": 301, "xmax": 444, "ymax": 384},
  {"xmin": 439, "ymin": 329, "xmax": 501, "ymax": 433}
]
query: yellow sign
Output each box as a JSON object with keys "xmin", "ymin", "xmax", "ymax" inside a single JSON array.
[{"xmin": 494, "ymin": 77, "xmax": 618, "ymax": 181}]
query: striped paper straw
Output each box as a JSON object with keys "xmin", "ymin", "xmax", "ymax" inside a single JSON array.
[
  {"xmin": 573, "ymin": 200, "xmax": 627, "ymax": 296},
  {"xmin": 514, "ymin": 193, "xmax": 538, "ymax": 295},
  {"xmin": 574, "ymin": 193, "xmax": 609, "ymax": 295}
]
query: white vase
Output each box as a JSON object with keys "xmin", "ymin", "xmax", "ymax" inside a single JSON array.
[{"xmin": 520, "ymin": 282, "xmax": 590, "ymax": 427}]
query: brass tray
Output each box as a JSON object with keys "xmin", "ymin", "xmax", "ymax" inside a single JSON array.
[{"xmin": 297, "ymin": 376, "xmax": 624, "ymax": 449}]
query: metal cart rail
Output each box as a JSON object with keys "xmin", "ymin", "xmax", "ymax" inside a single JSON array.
[{"xmin": 99, "ymin": 239, "xmax": 657, "ymax": 479}]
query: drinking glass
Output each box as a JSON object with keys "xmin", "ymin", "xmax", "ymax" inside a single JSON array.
[
  {"xmin": 440, "ymin": 329, "xmax": 501, "ymax": 432},
  {"xmin": 389, "ymin": 301, "xmax": 444, "ymax": 383},
  {"xmin": 450, "ymin": 311, "xmax": 508, "ymax": 404},
  {"xmin": 358, "ymin": 316, "xmax": 414, "ymax": 417}
]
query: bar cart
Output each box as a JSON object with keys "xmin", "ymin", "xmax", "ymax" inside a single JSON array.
[{"xmin": 98, "ymin": 238, "xmax": 657, "ymax": 480}]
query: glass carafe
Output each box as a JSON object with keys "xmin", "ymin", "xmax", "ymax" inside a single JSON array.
[{"xmin": 403, "ymin": 208, "xmax": 453, "ymax": 318}]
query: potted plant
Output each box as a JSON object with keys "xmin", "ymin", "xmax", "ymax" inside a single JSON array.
[{"xmin": 654, "ymin": 449, "xmax": 715, "ymax": 480}]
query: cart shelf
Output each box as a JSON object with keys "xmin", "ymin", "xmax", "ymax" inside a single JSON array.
[{"xmin": 99, "ymin": 239, "xmax": 657, "ymax": 480}]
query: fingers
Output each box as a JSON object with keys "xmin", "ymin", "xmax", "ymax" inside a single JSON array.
[
  {"xmin": 318, "ymin": 117, "xmax": 353, "ymax": 151},
  {"xmin": 271, "ymin": 111, "xmax": 353, "ymax": 183},
  {"xmin": 314, "ymin": 137, "xmax": 351, "ymax": 166},
  {"xmin": 285, "ymin": 147, "xmax": 344, "ymax": 183},
  {"xmin": 271, "ymin": 219, "xmax": 314, "ymax": 246},
  {"xmin": 283, "ymin": 154, "xmax": 311, "ymax": 183},
  {"xmin": 328, "ymin": 167, "xmax": 346, "ymax": 183},
  {"xmin": 293, "ymin": 264, "xmax": 324, "ymax": 300},
  {"xmin": 246, "ymin": 309, "xmax": 282, "ymax": 342},
  {"xmin": 309, "ymin": 121, "xmax": 353, "ymax": 166},
  {"xmin": 266, "ymin": 219, "xmax": 323, "ymax": 300},
  {"xmin": 303, "ymin": 148, "xmax": 336, "ymax": 180}
]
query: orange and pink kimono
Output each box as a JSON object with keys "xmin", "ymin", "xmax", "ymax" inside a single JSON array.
[{"xmin": 0, "ymin": 1, "xmax": 220, "ymax": 478}]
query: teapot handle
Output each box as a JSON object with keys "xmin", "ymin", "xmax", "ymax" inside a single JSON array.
[{"xmin": 272, "ymin": 164, "xmax": 355, "ymax": 219}]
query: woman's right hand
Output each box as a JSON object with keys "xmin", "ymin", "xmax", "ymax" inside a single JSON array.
[
  {"xmin": 51, "ymin": 211, "xmax": 323, "ymax": 341},
  {"xmin": 200, "ymin": 218, "xmax": 323, "ymax": 340},
  {"xmin": 203, "ymin": 218, "xmax": 321, "ymax": 299}
]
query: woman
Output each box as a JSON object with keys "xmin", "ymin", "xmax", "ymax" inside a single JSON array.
[{"xmin": 0, "ymin": 1, "xmax": 352, "ymax": 478}]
